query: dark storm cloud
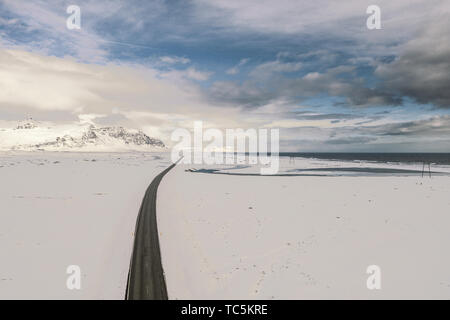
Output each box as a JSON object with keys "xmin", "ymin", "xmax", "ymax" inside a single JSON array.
[
  {"xmin": 375, "ymin": 16, "xmax": 450, "ymax": 108},
  {"xmin": 207, "ymin": 63, "xmax": 399, "ymax": 109},
  {"xmin": 206, "ymin": 10, "xmax": 450, "ymax": 111}
]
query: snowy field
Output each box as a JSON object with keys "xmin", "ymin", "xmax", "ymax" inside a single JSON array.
[
  {"xmin": 2, "ymin": 152, "xmax": 450, "ymax": 299},
  {"xmin": 158, "ymin": 157, "xmax": 450, "ymax": 299},
  {"xmin": 0, "ymin": 152, "xmax": 171, "ymax": 299}
]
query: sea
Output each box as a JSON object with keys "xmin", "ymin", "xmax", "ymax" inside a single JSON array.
[{"xmin": 279, "ymin": 153, "xmax": 450, "ymax": 165}]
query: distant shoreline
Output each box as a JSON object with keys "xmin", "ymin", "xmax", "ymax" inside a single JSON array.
[{"xmin": 270, "ymin": 152, "xmax": 450, "ymax": 165}]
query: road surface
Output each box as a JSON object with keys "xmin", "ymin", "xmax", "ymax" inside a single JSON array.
[{"xmin": 125, "ymin": 160, "xmax": 179, "ymax": 300}]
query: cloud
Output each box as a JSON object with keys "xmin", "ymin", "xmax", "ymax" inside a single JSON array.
[
  {"xmin": 78, "ymin": 113, "xmax": 105, "ymax": 123},
  {"xmin": 375, "ymin": 15, "xmax": 450, "ymax": 108},
  {"xmin": 0, "ymin": 0, "xmax": 109, "ymax": 61},
  {"xmin": 325, "ymin": 115, "xmax": 450, "ymax": 147},
  {"xmin": 1, "ymin": 1, "xmax": 450, "ymax": 152},
  {"xmin": 160, "ymin": 66, "xmax": 213, "ymax": 82},
  {"xmin": 1, "ymin": 48, "xmax": 449, "ymax": 151},
  {"xmin": 191, "ymin": 0, "xmax": 450, "ymax": 110},
  {"xmin": 193, "ymin": 0, "xmax": 438, "ymax": 44},
  {"xmin": 0, "ymin": 48, "xmax": 237, "ymax": 141},
  {"xmin": 276, "ymin": 115, "xmax": 450, "ymax": 151},
  {"xmin": 207, "ymin": 61, "xmax": 399, "ymax": 109},
  {"xmin": 368, "ymin": 115, "xmax": 450, "ymax": 137},
  {"xmin": 249, "ymin": 60, "xmax": 302, "ymax": 78},
  {"xmin": 226, "ymin": 58, "xmax": 249, "ymax": 75},
  {"xmin": 2, "ymin": 0, "xmax": 448, "ymax": 111},
  {"xmin": 160, "ymin": 56, "xmax": 191, "ymax": 64},
  {"xmin": 184, "ymin": 67, "xmax": 212, "ymax": 81},
  {"xmin": 325, "ymin": 136, "xmax": 377, "ymax": 145},
  {"xmin": 207, "ymin": 8, "xmax": 449, "ymax": 110},
  {"xmin": 288, "ymin": 111, "xmax": 362, "ymax": 121}
]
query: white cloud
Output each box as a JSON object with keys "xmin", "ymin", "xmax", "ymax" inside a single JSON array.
[
  {"xmin": 0, "ymin": 17, "xmax": 19, "ymax": 25},
  {"xmin": 0, "ymin": 49, "xmax": 241, "ymax": 143},
  {"xmin": 78, "ymin": 113, "xmax": 107, "ymax": 125},
  {"xmin": 1, "ymin": 0, "xmax": 109, "ymax": 61},
  {"xmin": 193, "ymin": 0, "xmax": 448, "ymax": 57},
  {"xmin": 160, "ymin": 56, "xmax": 191, "ymax": 64},
  {"xmin": 226, "ymin": 67, "xmax": 239, "ymax": 75},
  {"xmin": 250, "ymin": 60, "xmax": 302, "ymax": 78},
  {"xmin": 183, "ymin": 67, "xmax": 212, "ymax": 81},
  {"xmin": 226, "ymin": 58, "xmax": 249, "ymax": 75}
]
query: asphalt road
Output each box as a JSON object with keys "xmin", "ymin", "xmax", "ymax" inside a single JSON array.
[{"xmin": 125, "ymin": 160, "xmax": 179, "ymax": 300}]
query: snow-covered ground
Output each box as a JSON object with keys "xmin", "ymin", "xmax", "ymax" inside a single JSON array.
[
  {"xmin": 0, "ymin": 152, "xmax": 171, "ymax": 299},
  {"xmin": 2, "ymin": 152, "xmax": 450, "ymax": 299},
  {"xmin": 158, "ymin": 157, "xmax": 450, "ymax": 299}
]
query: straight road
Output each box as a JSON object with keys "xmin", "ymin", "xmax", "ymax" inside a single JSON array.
[{"xmin": 125, "ymin": 160, "xmax": 180, "ymax": 300}]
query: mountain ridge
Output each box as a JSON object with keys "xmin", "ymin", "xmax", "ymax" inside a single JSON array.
[{"xmin": 1, "ymin": 121, "xmax": 166, "ymax": 152}]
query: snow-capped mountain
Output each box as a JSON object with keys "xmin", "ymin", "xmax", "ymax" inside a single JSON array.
[{"xmin": 0, "ymin": 121, "xmax": 166, "ymax": 152}]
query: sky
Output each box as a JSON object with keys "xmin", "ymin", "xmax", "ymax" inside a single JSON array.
[{"xmin": 0, "ymin": 0, "xmax": 449, "ymax": 151}]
